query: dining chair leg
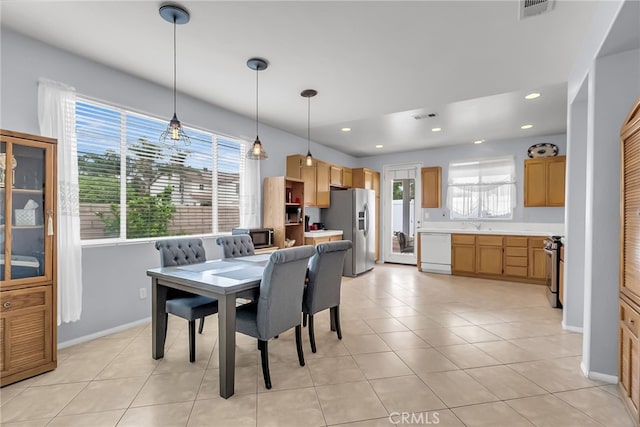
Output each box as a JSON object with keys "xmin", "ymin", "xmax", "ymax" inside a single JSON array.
[
  {"xmin": 332, "ymin": 306, "xmax": 342, "ymax": 340},
  {"xmin": 188, "ymin": 320, "xmax": 196, "ymax": 363},
  {"xmin": 295, "ymin": 325, "xmax": 305, "ymax": 366},
  {"xmin": 329, "ymin": 309, "xmax": 336, "ymax": 331},
  {"xmin": 308, "ymin": 314, "xmax": 317, "ymax": 353},
  {"xmin": 198, "ymin": 317, "xmax": 205, "ymax": 334},
  {"xmin": 303, "ymin": 312, "xmax": 307, "ymax": 327},
  {"xmin": 258, "ymin": 340, "xmax": 272, "ymax": 389}
]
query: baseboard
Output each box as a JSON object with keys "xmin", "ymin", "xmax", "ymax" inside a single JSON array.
[
  {"xmin": 587, "ymin": 370, "xmax": 618, "ymax": 384},
  {"xmin": 57, "ymin": 317, "xmax": 151, "ymax": 349},
  {"xmin": 561, "ymin": 321, "xmax": 583, "ymax": 333}
]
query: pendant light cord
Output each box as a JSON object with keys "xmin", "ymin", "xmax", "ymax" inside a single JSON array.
[
  {"xmin": 255, "ymin": 66, "xmax": 259, "ymax": 138},
  {"xmin": 307, "ymin": 96, "xmax": 311, "ymax": 151},
  {"xmin": 173, "ymin": 17, "xmax": 177, "ymax": 115}
]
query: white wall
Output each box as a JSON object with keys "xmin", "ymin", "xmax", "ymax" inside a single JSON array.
[
  {"xmin": 358, "ymin": 134, "xmax": 567, "ymax": 224},
  {"xmin": 565, "ymin": 0, "xmax": 640, "ymax": 381},
  {"xmin": 0, "ymin": 28, "xmax": 356, "ymax": 343}
]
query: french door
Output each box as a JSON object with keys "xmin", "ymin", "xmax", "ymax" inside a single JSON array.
[{"xmin": 382, "ymin": 163, "xmax": 422, "ymax": 264}]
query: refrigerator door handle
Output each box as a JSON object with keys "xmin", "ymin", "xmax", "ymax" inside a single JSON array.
[{"xmin": 363, "ymin": 203, "xmax": 369, "ymax": 237}]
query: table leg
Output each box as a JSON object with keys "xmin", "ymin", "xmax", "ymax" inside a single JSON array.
[
  {"xmin": 152, "ymin": 279, "xmax": 168, "ymax": 359},
  {"xmin": 218, "ymin": 294, "xmax": 237, "ymax": 398}
]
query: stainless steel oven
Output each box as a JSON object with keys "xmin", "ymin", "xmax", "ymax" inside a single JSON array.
[{"xmin": 543, "ymin": 236, "xmax": 563, "ymax": 308}]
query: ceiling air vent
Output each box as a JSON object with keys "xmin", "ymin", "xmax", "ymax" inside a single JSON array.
[{"xmin": 519, "ymin": 0, "xmax": 555, "ymax": 19}]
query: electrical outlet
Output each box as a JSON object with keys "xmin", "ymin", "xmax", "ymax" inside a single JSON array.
[{"xmin": 139, "ymin": 288, "xmax": 147, "ymax": 299}]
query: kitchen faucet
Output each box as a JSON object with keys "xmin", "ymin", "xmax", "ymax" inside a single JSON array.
[{"xmin": 466, "ymin": 221, "xmax": 482, "ymax": 230}]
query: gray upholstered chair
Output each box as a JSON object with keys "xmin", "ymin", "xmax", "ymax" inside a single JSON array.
[
  {"xmin": 215, "ymin": 235, "xmax": 256, "ymax": 258},
  {"xmin": 235, "ymin": 245, "xmax": 315, "ymax": 389},
  {"xmin": 155, "ymin": 238, "xmax": 218, "ymax": 363},
  {"xmin": 303, "ymin": 240, "xmax": 352, "ymax": 353}
]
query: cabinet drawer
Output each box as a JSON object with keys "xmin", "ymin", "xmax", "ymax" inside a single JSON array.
[
  {"xmin": 452, "ymin": 234, "xmax": 475, "ymax": 245},
  {"xmin": 504, "ymin": 266, "xmax": 528, "ymax": 277},
  {"xmin": 505, "ymin": 247, "xmax": 528, "ymax": 257},
  {"xmin": 505, "ymin": 236, "xmax": 528, "ymax": 247},
  {"xmin": 477, "ymin": 235, "xmax": 503, "ymax": 246},
  {"xmin": 1, "ymin": 288, "xmax": 48, "ymax": 313},
  {"xmin": 529, "ymin": 237, "xmax": 546, "ymax": 248},
  {"xmin": 621, "ymin": 300, "xmax": 640, "ymax": 338},
  {"xmin": 505, "ymin": 256, "xmax": 527, "ymax": 267}
]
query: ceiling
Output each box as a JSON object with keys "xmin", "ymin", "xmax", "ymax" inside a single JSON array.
[{"xmin": 1, "ymin": 1, "xmax": 601, "ymax": 157}]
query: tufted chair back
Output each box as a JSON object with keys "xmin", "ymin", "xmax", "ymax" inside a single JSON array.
[
  {"xmin": 155, "ymin": 238, "xmax": 207, "ymax": 267},
  {"xmin": 216, "ymin": 235, "xmax": 256, "ymax": 258}
]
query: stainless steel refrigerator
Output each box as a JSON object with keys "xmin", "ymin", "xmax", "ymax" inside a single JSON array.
[{"xmin": 322, "ymin": 188, "xmax": 375, "ymax": 276}]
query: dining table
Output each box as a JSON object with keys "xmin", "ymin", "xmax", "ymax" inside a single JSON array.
[{"xmin": 146, "ymin": 253, "xmax": 272, "ymax": 398}]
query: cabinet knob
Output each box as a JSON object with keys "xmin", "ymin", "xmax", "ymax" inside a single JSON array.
[
  {"xmin": 3, "ymin": 301, "xmax": 11, "ymax": 309},
  {"xmin": 629, "ymin": 318, "xmax": 635, "ymax": 325}
]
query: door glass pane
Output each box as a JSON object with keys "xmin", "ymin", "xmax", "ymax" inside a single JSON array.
[
  {"xmin": 10, "ymin": 144, "xmax": 46, "ymax": 280},
  {"xmin": 391, "ymin": 178, "xmax": 415, "ymax": 254},
  {"xmin": 0, "ymin": 142, "xmax": 5, "ymax": 280}
]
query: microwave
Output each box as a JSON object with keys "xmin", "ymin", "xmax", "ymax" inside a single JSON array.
[{"xmin": 231, "ymin": 227, "xmax": 274, "ymax": 249}]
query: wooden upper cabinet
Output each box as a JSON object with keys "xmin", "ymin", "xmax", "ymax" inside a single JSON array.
[
  {"xmin": 343, "ymin": 168, "xmax": 353, "ymax": 188},
  {"xmin": 421, "ymin": 166, "xmax": 442, "ymax": 208},
  {"xmin": 352, "ymin": 168, "xmax": 375, "ymax": 190},
  {"xmin": 330, "ymin": 165, "xmax": 343, "ymax": 187},
  {"xmin": 524, "ymin": 156, "xmax": 566, "ymax": 207},
  {"xmin": 316, "ymin": 161, "xmax": 330, "ymax": 208},
  {"xmin": 286, "ymin": 155, "xmax": 329, "ymax": 207}
]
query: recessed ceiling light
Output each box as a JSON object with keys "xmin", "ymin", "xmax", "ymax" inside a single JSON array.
[
  {"xmin": 473, "ymin": 139, "xmax": 485, "ymax": 144},
  {"xmin": 525, "ymin": 92, "xmax": 541, "ymax": 100},
  {"xmin": 341, "ymin": 127, "xmax": 351, "ymax": 132},
  {"xmin": 521, "ymin": 124, "xmax": 533, "ymax": 130},
  {"xmin": 375, "ymin": 144, "xmax": 383, "ymax": 149},
  {"xmin": 431, "ymin": 127, "xmax": 442, "ymax": 132}
]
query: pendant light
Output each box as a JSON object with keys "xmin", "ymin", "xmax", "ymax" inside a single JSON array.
[
  {"xmin": 247, "ymin": 58, "xmax": 269, "ymax": 160},
  {"xmin": 159, "ymin": 4, "xmax": 191, "ymax": 146},
  {"xmin": 301, "ymin": 89, "xmax": 317, "ymax": 166}
]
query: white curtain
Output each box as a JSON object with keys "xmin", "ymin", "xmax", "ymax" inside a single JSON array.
[
  {"xmin": 239, "ymin": 153, "xmax": 261, "ymax": 228},
  {"xmin": 446, "ymin": 156, "xmax": 516, "ymax": 219},
  {"xmin": 38, "ymin": 78, "xmax": 83, "ymax": 325}
]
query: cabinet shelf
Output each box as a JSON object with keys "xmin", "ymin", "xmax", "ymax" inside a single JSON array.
[
  {"xmin": 285, "ymin": 203, "xmax": 301, "ymax": 207},
  {"xmin": 0, "ymin": 188, "xmax": 43, "ymax": 194},
  {"xmin": 0, "ymin": 225, "xmax": 44, "ymax": 230},
  {"xmin": 285, "ymin": 222, "xmax": 302, "ymax": 227}
]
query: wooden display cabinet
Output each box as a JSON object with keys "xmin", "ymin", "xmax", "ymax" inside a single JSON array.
[
  {"xmin": 1, "ymin": 129, "xmax": 57, "ymax": 386},
  {"xmin": 263, "ymin": 176, "xmax": 305, "ymax": 249}
]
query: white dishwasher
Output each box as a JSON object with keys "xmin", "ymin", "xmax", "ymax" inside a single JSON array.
[{"xmin": 420, "ymin": 232, "xmax": 452, "ymax": 274}]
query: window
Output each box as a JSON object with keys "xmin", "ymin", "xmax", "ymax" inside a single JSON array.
[
  {"xmin": 76, "ymin": 98, "xmax": 246, "ymax": 240},
  {"xmin": 446, "ymin": 156, "xmax": 515, "ymax": 220}
]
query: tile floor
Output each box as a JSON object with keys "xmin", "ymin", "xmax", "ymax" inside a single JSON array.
[{"xmin": 0, "ymin": 264, "xmax": 635, "ymax": 426}]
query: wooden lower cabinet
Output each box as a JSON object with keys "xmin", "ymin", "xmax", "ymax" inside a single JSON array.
[
  {"xmin": 476, "ymin": 235, "xmax": 503, "ymax": 275},
  {"xmin": 528, "ymin": 237, "xmax": 547, "ymax": 281},
  {"xmin": 620, "ymin": 298, "xmax": 640, "ymax": 420},
  {"xmin": 305, "ymin": 234, "xmax": 343, "ymax": 246},
  {"xmin": 452, "ymin": 234, "xmax": 476, "ymax": 274},
  {"xmin": 559, "ymin": 246, "xmax": 565, "ymax": 304},
  {"xmin": 1, "ymin": 285, "xmax": 56, "ymax": 385},
  {"xmin": 451, "ymin": 233, "xmax": 546, "ymax": 284}
]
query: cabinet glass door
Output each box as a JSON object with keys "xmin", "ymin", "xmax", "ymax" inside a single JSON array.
[{"xmin": 4, "ymin": 142, "xmax": 48, "ymax": 281}]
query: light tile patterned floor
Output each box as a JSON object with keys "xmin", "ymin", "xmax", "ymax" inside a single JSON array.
[{"xmin": 0, "ymin": 264, "xmax": 635, "ymax": 426}]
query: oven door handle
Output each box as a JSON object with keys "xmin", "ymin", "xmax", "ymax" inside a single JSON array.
[{"xmin": 543, "ymin": 248, "xmax": 554, "ymax": 255}]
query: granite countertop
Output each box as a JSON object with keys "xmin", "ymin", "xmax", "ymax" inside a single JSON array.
[
  {"xmin": 304, "ymin": 230, "xmax": 343, "ymax": 238},
  {"xmin": 416, "ymin": 222, "xmax": 563, "ymax": 237}
]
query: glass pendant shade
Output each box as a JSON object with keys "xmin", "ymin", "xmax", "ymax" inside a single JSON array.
[
  {"xmin": 248, "ymin": 137, "xmax": 268, "ymax": 160},
  {"xmin": 159, "ymin": 5, "xmax": 190, "ymax": 146},
  {"xmin": 246, "ymin": 58, "xmax": 269, "ymax": 160},
  {"xmin": 306, "ymin": 151, "xmax": 313, "ymax": 166}
]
